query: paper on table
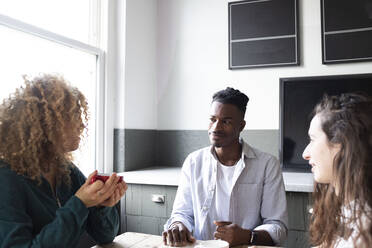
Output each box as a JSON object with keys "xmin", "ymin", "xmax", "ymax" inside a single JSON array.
[
  {"xmin": 162, "ymin": 239, "xmax": 228, "ymax": 248},
  {"xmin": 193, "ymin": 240, "xmax": 229, "ymax": 248}
]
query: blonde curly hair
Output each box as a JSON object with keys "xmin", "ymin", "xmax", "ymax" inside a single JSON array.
[{"xmin": 0, "ymin": 74, "xmax": 89, "ymax": 184}]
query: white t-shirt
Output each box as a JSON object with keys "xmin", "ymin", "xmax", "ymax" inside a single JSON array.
[
  {"xmin": 213, "ymin": 161, "xmax": 238, "ymax": 221},
  {"xmin": 204, "ymin": 159, "xmax": 243, "ymax": 238}
]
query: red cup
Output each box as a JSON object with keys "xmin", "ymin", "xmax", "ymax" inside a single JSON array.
[{"xmin": 90, "ymin": 173, "xmax": 123, "ymax": 184}]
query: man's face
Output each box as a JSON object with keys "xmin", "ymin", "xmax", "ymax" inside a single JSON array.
[{"xmin": 208, "ymin": 101, "xmax": 245, "ymax": 148}]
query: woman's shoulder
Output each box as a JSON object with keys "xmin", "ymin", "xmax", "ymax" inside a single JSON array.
[
  {"xmin": 68, "ymin": 163, "xmax": 85, "ymax": 177},
  {"xmin": 0, "ymin": 161, "xmax": 23, "ymax": 181},
  {"xmin": 0, "ymin": 161, "xmax": 28, "ymax": 198},
  {"xmin": 67, "ymin": 163, "xmax": 87, "ymax": 185},
  {"xmin": 339, "ymin": 201, "xmax": 371, "ymax": 247}
]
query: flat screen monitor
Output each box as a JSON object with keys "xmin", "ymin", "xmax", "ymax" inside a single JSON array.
[{"xmin": 280, "ymin": 73, "xmax": 372, "ymax": 172}]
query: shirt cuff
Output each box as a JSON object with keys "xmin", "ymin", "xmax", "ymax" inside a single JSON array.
[
  {"xmin": 254, "ymin": 223, "xmax": 287, "ymax": 245},
  {"xmin": 89, "ymin": 205, "xmax": 113, "ymax": 216}
]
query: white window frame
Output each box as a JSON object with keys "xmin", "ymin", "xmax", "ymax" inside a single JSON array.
[{"xmin": 0, "ymin": 13, "xmax": 107, "ymax": 173}]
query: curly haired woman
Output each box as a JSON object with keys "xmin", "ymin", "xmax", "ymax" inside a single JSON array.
[
  {"xmin": 0, "ymin": 74, "xmax": 127, "ymax": 247},
  {"xmin": 303, "ymin": 93, "xmax": 372, "ymax": 247}
]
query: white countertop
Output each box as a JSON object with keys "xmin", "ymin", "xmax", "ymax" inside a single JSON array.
[{"xmin": 119, "ymin": 166, "xmax": 314, "ymax": 192}]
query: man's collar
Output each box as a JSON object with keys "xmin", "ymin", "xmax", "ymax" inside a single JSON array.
[{"xmin": 240, "ymin": 138, "xmax": 256, "ymax": 159}]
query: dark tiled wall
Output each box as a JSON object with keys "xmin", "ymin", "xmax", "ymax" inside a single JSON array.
[{"xmin": 114, "ymin": 129, "xmax": 279, "ymax": 172}]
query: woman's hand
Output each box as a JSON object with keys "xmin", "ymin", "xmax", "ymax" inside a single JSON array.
[
  {"xmin": 75, "ymin": 171, "xmax": 128, "ymax": 208},
  {"xmin": 99, "ymin": 180, "xmax": 128, "ymax": 207}
]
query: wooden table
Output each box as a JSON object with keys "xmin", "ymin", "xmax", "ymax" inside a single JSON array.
[{"xmin": 92, "ymin": 232, "xmax": 279, "ymax": 248}]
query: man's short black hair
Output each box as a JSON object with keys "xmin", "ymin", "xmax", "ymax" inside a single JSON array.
[{"xmin": 212, "ymin": 87, "xmax": 249, "ymax": 116}]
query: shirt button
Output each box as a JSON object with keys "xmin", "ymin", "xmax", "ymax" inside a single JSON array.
[{"xmin": 203, "ymin": 206, "xmax": 208, "ymax": 211}]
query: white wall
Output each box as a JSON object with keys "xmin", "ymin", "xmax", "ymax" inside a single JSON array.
[
  {"xmin": 125, "ymin": 0, "xmax": 372, "ymax": 130},
  {"xmin": 125, "ymin": 0, "xmax": 158, "ymax": 129},
  {"xmin": 156, "ymin": 0, "xmax": 372, "ymax": 130}
]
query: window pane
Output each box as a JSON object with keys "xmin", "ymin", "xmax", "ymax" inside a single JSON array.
[
  {"xmin": 0, "ymin": 0, "xmax": 96, "ymax": 45},
  {"xmin": 0, "ymin": 24, "xmax": 97, "ymax": 176}
]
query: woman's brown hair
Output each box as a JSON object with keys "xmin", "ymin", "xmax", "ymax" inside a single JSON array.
[
  {"xmin": 310, "ymin": 93, "xmax": 372, "ymax": 247},
  {"xmin": 0, "ymin": 74, "xmax": 88, "ymax": 184}
]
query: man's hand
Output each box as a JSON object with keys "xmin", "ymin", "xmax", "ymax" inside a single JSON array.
[
  {"xmin": 162, "ymin": 222, "xmax": 196, "ymax": 247},
  {"xmin": 213, "ymin": 221, "xmax": 251, "ymax": 247}
]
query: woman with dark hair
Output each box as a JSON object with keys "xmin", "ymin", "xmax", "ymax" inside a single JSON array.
[
  {"xmin": 302, "ymin": 93, "xmax": 372, "ymax": 247},
  {"xmin": 0, "ymin": 74, "xmax": 127, "ymax": 247}
]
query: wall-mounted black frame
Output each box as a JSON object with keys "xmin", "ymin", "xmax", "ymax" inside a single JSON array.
[
  {"xmin": 228, "ymin": 0, "xmax": 299, "ymax": 69},
  {"xmin": 280, "ymin": 73, "xmax": 372, "ymax": 173},
  {"xmin": 321, "ymin": 0, "xmax": 372, "ymax": 64}
]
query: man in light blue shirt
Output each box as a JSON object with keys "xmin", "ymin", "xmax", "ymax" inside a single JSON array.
[{"xmin": 163, "ymin": 88, "xmax": 288, "ymax": 247}]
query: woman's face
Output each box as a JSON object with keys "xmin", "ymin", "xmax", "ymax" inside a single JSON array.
[
  {"xmin": 61, "ymin": 120, "xmax": 82, "ymax": 152},
  {"xmin": 302, "ymin": 114, "xmax": 341, "ymax": 184}
]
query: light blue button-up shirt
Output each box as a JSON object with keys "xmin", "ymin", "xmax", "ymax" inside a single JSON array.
[{"xmin": 165, "ymin": 140, "xmax": 288, "ymax": 245}]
